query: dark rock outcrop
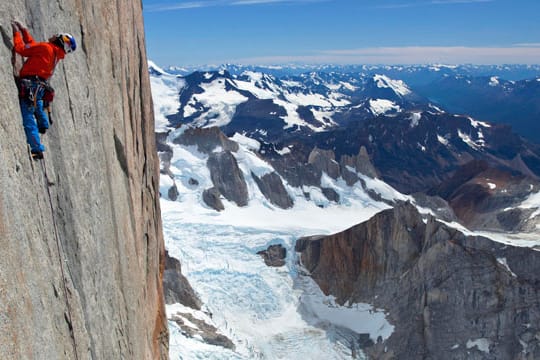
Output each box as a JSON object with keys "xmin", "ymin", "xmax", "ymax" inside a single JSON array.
[
  {"xmin": 202, "ymin": 187, "xmax": 225, "ymax": 211},
  {"xmin": 168, "ymin": 183, "xmax": 179, "ymax": 201},
  {"xmin": 174, "ymin": 126, "xmax": 238, "ymax": 154},
  {"xmin": 207, "ymin": 151, "xmax": 249, "ymax": 207},
  {"xmin": 252, "ymin": 171, "xmax": 293, "ymax": 209},
  {"xmin": 430, "ymin": 160, "xmax": 540, "ymax": 231},
  {"xmin": 157, "ymin": 132, "xmax": 174, "ymax": 178},
  {"xmin": 411, "ymin": 193, "xmax": 457, "ymax": 222},
  {"xmin": 170, "ymin": 313, "xmax": 235, "ymax": 350},
  {"xmin": 272, "ymin": 160, "xmax": 321, "ymax": 188},
  {"xmin": 340, "ymin": 146, "xmax": 378, "ymax": 179},
  {"xmin": 163, "ymin": 251, "xmax": 201, "ymax": 309},
  {"xmin": 341, "ymin": 165, "xmax": 360, "ymax": 186},
  {"xmin": 257, "ymin": 244, "xmax": 287, "ymax": 267},
  {"xmin": 321, "ymin": 187, "xmax": 340, "ymax": 203},
  {"xmin": 308, "ymin": 147, "xmax": 340, "ymax": 179},
  {"xmin": 296, "ymin": 202, "xmax": 540, "ymax": 359},
  {"xmin": 0, "ymin": 1, "xmax": 169, "ymax": 359}
]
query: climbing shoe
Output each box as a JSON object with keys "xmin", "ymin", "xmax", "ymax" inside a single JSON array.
[
  {"xmin": 31, "ymin": 150, "xmax": 44, "ymax": 160},
  {"xmin": 38, "ymin": 127, "xmax": 47, "ymax": 134}
]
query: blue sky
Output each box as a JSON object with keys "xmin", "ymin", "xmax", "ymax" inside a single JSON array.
[{"xmin": 142, "ymin": 0, "xmax": 540, "ymax": 66}]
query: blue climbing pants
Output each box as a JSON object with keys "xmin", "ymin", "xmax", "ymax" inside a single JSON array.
[{"xmin": 19, "ymin": 84, "xmax": 49, "ymax": 153}]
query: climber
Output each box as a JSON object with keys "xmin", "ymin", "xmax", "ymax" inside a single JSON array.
[{"xmin": 11, "ymin": 21, "xmax": 76, "ymax": 160}]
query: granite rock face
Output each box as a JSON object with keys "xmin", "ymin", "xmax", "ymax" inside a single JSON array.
[
  {"xmin": 252, "ymin": 171, "xmax": 293, "ymax": 209},
  {"xmin": 257, "ymin": 244, "xmax": 287, "ymax": 267},
  {"xmin": 0, "ymin": 1, "xmax": 168, "ymax": 359},
  {"xmin": 173, "ymin": 126, "xmax": 239, "ymax": 154},
  {"xmin": 163, "ymin": 251, "xmax": 201, "ymax": 309},
  {"xmin": 340, "ymin": 146, "xmax": 379, "ymax": 179},
  {"xmin": 308, "ymin": 147, "xmax": 341, "ymax": 180},
  {"xmin": 296, "ymin": 203, "xmax": 540, "ymax": 359},
  {"xmin": 430, "ymin": 160, "xmax": 540, "ymax": 232},
  {"xmin": 207, "ymin": 151, "xmax": 249, "ymax": 207},
  {"xmin": 202, "ymin": 187, "xmax": 225, "ymax": 211},
  {"xmin": 170, "ymin": 313, "xmax": 235, "ymax": 350}
]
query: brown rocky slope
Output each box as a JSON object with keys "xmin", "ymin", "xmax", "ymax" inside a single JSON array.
[{"xmin": 296, "ymin": 202, "xmax": 540, "ymax": 359}]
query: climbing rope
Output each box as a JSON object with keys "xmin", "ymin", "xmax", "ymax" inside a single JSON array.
[{"xmin": 39, "ymin": 160, "xmax": 80, "ymax": 360}]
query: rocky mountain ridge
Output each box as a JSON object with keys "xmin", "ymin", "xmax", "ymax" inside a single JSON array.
[
  {"xmin": 296, "ymin": 202, "xmax": 540, "ymax": 359},
  {"xmin": 158, "ymin": 125, "xmax": 388, "ymax": 213},
  {"xmin": 416, "ymin": 75, "xmax": 540, "ymax": 142},
  {"xmin": 153, "ymin": 64, "xmax": 540, "ymax": 234},
  {"xmin": 153, "ymin": 64, "xmax": 540, "ymax": 195}
]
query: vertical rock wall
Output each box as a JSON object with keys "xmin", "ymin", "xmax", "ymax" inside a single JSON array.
[
  {"xmin": 296, "ymin": 203, "xmax": 540, "ymax": 359},
  {"xmin": 0, "ymin": 1, "xmax": 168, "ymax": 359}
]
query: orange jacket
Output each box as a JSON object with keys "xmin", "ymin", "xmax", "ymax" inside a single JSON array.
[{"xmin": 13, "ymin": 29, "xmax": 65, "ymax": 80}]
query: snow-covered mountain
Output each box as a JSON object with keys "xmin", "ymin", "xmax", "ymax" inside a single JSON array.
[
  {"xmin": 157, "ymin": 61, "xmax": 540, "ymax": 141},
  {"xmin": 415, "ymin": 74, "xmax": 540, "ymax": 142},
  {"xmin": 149, "ymin": 61, "xmax": 540, "ymax": 359},
  {"xmin": 151, "ymin": 62, "xmax": 540, "ymax": 194},
  {"xmin": 153, "ymin": 66, "xmax": 422, "ymax": 142},
  {"xmin": 163, "ymin": 63, "xmax": 540, "ymax": 83}
]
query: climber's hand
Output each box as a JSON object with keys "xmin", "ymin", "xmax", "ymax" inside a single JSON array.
[
  {"xmin": 11, "ymin": 22, "xmax": 19, "ymax": 35},
  {"xmin": 13, "ymin": 21, "xmax": 24, "ymax": 32}
]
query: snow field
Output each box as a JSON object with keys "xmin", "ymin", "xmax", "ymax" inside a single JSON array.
[
  {"xmin": 368, "ymin": 99, "xmax": 400, "ymax": 116},
  {"xmin": 159, "ymin": 137, "xmax": 403, "ymax": 359},
  {"xmin": 149, "ymin": 71, "xmax": 186, "ymax": 132}
]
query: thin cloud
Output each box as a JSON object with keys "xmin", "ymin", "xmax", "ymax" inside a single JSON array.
[
  {"xmin": 231, "ymin": 0, "xmax": 328, "ymax": 4},
  {"xmin": 229, "ymin": 46, "xmax": 540, "ymax": 65},
  {"xmin": 378, "ymin": 0, "xmax": 493, "ymax": 9},
  {"xmin": 145, "ymin": 0, "xmax": 328, "ymax": 11},
  {"xmin": 145, "ymin": 1, "xmax": 212, "ymax": 11},
  {"xmin": 231, "ymin": 0, "xmax": 288, "ymax": 4},
  {"xmin": 514, "ymin": 43, "xmax": 540, "ymax": 48}
]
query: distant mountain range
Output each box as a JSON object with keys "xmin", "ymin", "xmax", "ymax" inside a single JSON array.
[
  {"xmin": 150, "ymin": 62, "xmax": 540, "ymax": 194},
  {"xmin": 415, "ymin": 75, "xmax": 540, "ymax": 140},
  {"xmin": 159, "ymin": 63, "xmax": 540, "ymax": 143},
  {"xmin": 163, "ymin": 63, "xmax": 540, "ymax": 83},
  {"xmin": 151, "ymin": 62, "xmax": 540, "ymax": 359}
]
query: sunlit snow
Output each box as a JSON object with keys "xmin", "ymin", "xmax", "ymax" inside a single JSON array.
[
  {"xmin": 437, "ymin": 134, "xmax": 449, "ymax": 146},
  {"xmin": 409, "ymin": 112, "xmax": 422, "ymax": 127},
  {"xmin": 148, "ymin": 62, "xmax": 186, "ymax": 132},
  {"xmin": 188, "ymin": 78, "xmax": 248, "ymax": 127},
  {"xmin": 457, "ymin": 129, "xmax": 483, "ymax": 149},
  {"xmin": 518, "ymin": 190, "xmax": 540, "ymax": 219},
  {"xmin": 369, "ymin": 99, "xmax": 401, "ymax": 116},
  {"xmin": 469, "ymin": 117, "xmax": 491, "ymax": 128},
  {"xmin": 230, "ymin": 133, "xmax": 261, "ymax": 152},
  {"xmin": 466, "ymin": 338, "xmax": 491, "ymax": 353},
  {"xmin": 373, "ymin": 74, "xmax": 411, "ymax": 97},
  {"xmin": 489, "ymin": 76, "xmax": 499, "ymax": 87}
]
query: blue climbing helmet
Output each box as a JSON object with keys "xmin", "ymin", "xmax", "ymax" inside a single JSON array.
[{"xmin": 55, "ymin": 33, "xmax": 76, "ymax": 54}]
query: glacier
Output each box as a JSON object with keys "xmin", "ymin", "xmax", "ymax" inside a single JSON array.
[{"xmin": 151, "ymin": 64, "xmax": 404, "ymax": 359}]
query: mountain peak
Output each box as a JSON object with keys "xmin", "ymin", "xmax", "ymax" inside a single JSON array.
[{"xmin": 373, "ymin": 74, "xmax": 412, "ymax": 97}]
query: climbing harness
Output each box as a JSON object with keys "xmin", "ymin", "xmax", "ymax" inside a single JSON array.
[{"xmin": 17, "ymin": 76, "xmax": 55, "ymax": 107}]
